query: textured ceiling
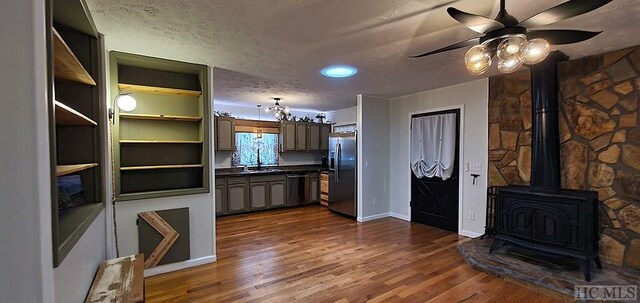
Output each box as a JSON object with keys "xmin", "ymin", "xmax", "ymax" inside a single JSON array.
[{"xmin": 87, "ymin": 0, "xmax": 640, "ymax": 111}]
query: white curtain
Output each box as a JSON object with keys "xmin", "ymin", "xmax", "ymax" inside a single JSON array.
[{"xmin": 410, "ymin": 113, "xmax": 457, "ymax": 180}]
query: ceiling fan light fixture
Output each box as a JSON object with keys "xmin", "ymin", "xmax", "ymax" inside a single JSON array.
[
  {"xmin": 464, "ymin": 45, "xmax": 492, "ymax": 75},
  {"xmin": 497, "ymin": 57, "xmax": 523, "ymax": 73},
  {"xmin": 522, "ymin": 38, "xmax": 551, "ymax": 65},
  {"xmin": 497, "ymin": 34, "xmax": 527, "ymax": 60}
]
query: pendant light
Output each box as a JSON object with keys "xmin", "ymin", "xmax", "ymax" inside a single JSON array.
[{"xmin": 256, "ymin": 104, "xmax": 263, "ymax": 139}]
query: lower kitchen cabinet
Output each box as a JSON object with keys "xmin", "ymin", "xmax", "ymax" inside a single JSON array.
[
  {"xmin": 269, "ymin": 181, "xmax": 286, "ymax": 208},
  {"xmin": 215, "ymin": 178, "xmax": 227, "ymax": 215},
  {"xmin": 250, "ymin": 182, "xmax": 269, "ymax": 210},
  {"xmin": 227, "ymin": 183, "xmax": 249, "ymax": 213}
]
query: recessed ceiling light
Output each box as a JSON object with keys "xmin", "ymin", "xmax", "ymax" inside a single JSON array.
[{"xmin": 321, "ymin": 65, "xmax": 358, "ymax": 78}]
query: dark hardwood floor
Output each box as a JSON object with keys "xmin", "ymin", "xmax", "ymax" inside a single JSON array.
[{"xmin": 145, "ymin": 205, "xmax": 570, "ymax": 302}]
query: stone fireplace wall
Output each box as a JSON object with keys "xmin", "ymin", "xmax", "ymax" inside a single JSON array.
[{"xmin": 488, "ymin": 47, "xmax": 640, "ymax": 269}]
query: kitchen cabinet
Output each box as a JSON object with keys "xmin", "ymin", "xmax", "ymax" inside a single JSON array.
[
  {"xmin": 320, "ymin": 172, "xmax": 329, "ymax": 206},
  {"xmin": 269, "ymin": 181, "xmax": 286, "ymax": 208},
  {"xmin": 250, "ymin": 182, "xmax": 269, "ymax": 210},
  {"xmin": 280, "ymin": 121, "xmax": 296, "ymax": 152},
  {"xmin": 215, "ymin": 178, "xmax": 227, "ymax": 215},
  {"xmin": 320, "ymin": 124, "xmax": 331, "ymax": 151},
  {"xmin": 308, "ymin": 123, "xmax": 321, "ymax": 150},
  {"xmin": 227, "ymin": 177, "xmax": 249, "ymax": 213},
  {"xmin": 216, "ymin": 117, "xmax": 236, "ymax": 151},
  {"xmin": 296, "ymin": 122, "xmax": 308, "ymax": 150}
]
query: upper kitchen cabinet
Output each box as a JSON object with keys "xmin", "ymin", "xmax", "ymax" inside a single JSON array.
[
  {"xmin": 215, "ymin": 117, "xmax": 235, "ymax": 151},
  {"xmin": 110, "ymin": 51, "xmax": 210, "ymax": 201},
  {"xmin": 320, "ymin": 124, "xmax": 331, "ymax": 150},
  {"xmin": 279, "ymin": 121, "xmax": 297, "ymax": 152},
  {"xmin": 307, "ymin": 123, "xmax": 321, "ymax": 151},
  {"xmin": 48, "ymin": 0, "xmax": 105, "ymax": 267},
  {"xmin": 295, "ymin": 122, "xmax": 308, "ymax": 150}
]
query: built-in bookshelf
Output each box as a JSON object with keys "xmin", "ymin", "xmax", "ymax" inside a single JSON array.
[
  {"xmin": 48, "ymin": 1, "xmax": 104, "ymax": 267},
  {"xmin": 110, "ymin": 52, "xmax": 210, "ymax": 201}
]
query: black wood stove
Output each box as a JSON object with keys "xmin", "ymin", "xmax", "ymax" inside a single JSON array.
[{"xmin": 490, "ymin": 52, "xmax": 600, "ymax": 281}]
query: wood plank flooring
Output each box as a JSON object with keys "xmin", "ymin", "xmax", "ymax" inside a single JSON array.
[{"xmin": 145, "ymin": 205, "xmax": 571, "ymax": 302}]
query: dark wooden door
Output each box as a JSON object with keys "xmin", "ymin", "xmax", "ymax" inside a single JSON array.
[{"xmin": 410, "ymin": 109, "xmax": 460, "ymax": 232}]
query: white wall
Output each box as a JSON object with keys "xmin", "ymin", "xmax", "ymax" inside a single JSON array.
[
  {"xmin": 54, "ymin": 211, "xmax": 106, "ymax": 303},
  {"xmin": 389, "ymin": 79, "xmax": 489, "ymax": 237},
  {"xmin": 327, "ymin": 106, "xmax": 357, "ymax": 127},
  {"xmin": 357, "ymin": 96, "xmax": 391, "ymax": 221},
  {"xmin": 0, "ymin": 0, "xmax": 54, "ymax": 302}
]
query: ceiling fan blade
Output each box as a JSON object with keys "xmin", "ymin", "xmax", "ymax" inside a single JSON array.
[
  {"xmin": 527, "ymin": 30, "xmax": 602, "ymax": 45},
  {"xmin": 447, "ymin": 7, "xmax": 504, "ymax": 34},
  {"xmin": 410, "ymin": 37, "xmax": 480, "ymax": 58},
  {"xmin": 519, "ymin": 0, "xmax": 613, "ymax": 28}
]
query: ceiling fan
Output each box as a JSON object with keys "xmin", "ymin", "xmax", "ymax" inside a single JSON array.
[{"xmin": 411, "ymin": 0, "xmax": 612, "ymax": 75}]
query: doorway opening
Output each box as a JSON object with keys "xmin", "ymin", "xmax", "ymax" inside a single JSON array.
[{"xmin": 410, "ymin": 108, "xmax": 461, "ymax": 233}]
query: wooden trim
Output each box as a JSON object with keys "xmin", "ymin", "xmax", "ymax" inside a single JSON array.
[
  {"xmin": 138, "ymin": 212, "xmax": 179, "ymax": 269},
  {"xmin": 120, "ymin": 164, "xmax": 203, "ymax": 171},
  {"xmin": 119, "ymin": 113, "xmax": 202, "ymax": 122},
  {"xmin": 52, "ymin": 28, "xmax": 96, "ymax": 86},
  {"xmin": 54, "ymin": 101, "xmax": 97, "ymax": 126},
  {"xmin": 118, "ymin": 83, "xmax": 201, "ymax": 97},
  {"xmin": 120, "ymin": 140, "xmax": 203, "ymax": 144},
  {"xmin": 85, "ymin": 254, "xmax": 144, "ymax": 303},
  {"xmin": 56, "ymin": 163, "xmax": 98, "ymax": 176},
  {"xmin": 235, "ymin": 126, "xmax": 279, "ymax": 134},
  {"xmin": 234, "ymin": 119, "xmax": 280, "ymax": 128}
]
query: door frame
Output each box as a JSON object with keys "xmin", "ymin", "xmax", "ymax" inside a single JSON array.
[{"xmin": 407, "ymin": 105, "xmax": 464, "ymax": 234}]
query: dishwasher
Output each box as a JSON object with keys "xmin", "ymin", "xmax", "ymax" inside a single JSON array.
[{"xmin": 286, "ymin": 173, "xmax": 310, "ymax": 206}]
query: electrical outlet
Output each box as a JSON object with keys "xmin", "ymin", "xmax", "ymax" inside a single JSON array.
[
  {"xmin": 469, "ymin": 211, "xmax": 475, "ymax": 220},
  {"xmin": 464, "ymin": 162, "xmax": 469, "ymax": 172},
  {"xmin": 372, "ymin": 198, "xmax": 377, "ymax": 206},
  {"xmin": 470, "ymin": 163, "xmax": 482, "ymax": 172}
]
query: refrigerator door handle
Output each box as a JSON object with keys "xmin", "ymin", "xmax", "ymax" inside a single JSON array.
[{"xmin": 336, "ymin": 142, "xmax": 341, "ymax": 183}]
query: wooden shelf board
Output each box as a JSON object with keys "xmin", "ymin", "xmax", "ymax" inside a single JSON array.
[
  {"xmin": 55, "ymin": 101, "xmax": 97, "ymax": 126},
  {"xmin": 57, "ymin": 163, "xmax": 98, "ymax": 176},
  {"xmin": 119, "ymin": 140, "xmax": 203, "ymax": 144},
  {"xmin": 52, "ymin": 28, "xmax": 96, "ymax": 86},
  {"xmin": 119, "ymin": 113, "xmax": 202, "ymax": 122},
  {"xmin": 120, "ymin": 164, "xmax": 203, "ymax": 171},
  {"xmin": 118, "ymin": 83, "xmax": 201, "ymax": 97}
]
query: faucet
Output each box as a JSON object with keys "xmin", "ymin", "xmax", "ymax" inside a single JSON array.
[{"xmin": 256, "ymin": 148, "xmax": 262, "ymax": 170}]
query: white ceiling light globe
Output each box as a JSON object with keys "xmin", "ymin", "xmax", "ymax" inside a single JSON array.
[
  {"xmin": 522, "ymin": 38, "xmax": 551, "ymax": 65},
  {"xmin": 116, "ymin": 94, "xmax": 137, "ymax": 112}
]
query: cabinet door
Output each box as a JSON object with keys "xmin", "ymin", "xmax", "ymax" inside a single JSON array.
[
  {"xmin": 250, "ymin": 182, "xmax": 269, "ymax": 210},
  {"xmin": 310, "ymin": 178, "xmax": 319, "ymax": 202},
  {"xmin": 227, "ymin": 184, "xmax": 248, "ymax": 213},
  {"xmin": 280, "ymin": 121, "xmax": 296, "ymax": 152},
  {"xmin": 270, "ymin": 181, "xmax": 286, "ymax": 208},
  {"xmin": 320, "ymin": 124, "xmax": 331, "ymax": 150},
  {"xmin": 216, "ymin": 117, "xmax": 236, "ymax": 151},
  {"xmin": 215, "ymin": 185, "xmax": 227, "ymax": 215},
  {"xmin": 296, "ymin": 122, "xmax": 307, "ymax": 150},
  {"xmin": 308, "ymin": 123, "xmax": 321, "ymax": 150}
]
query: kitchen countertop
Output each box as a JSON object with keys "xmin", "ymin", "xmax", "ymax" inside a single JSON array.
[{"xmin": 215, "ymin": 165, "xmax": 328, "ymax": 177}]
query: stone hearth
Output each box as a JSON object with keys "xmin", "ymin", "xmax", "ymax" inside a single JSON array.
[
  {"xmin": 458, "ymin": 238, "xmax": 640, "ymax": 296},
  {"xmin": 488, "ymin": 46, "xmax": 640, "ymax": 269}
]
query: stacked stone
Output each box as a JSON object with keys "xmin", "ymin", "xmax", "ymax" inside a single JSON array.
[{"xmin": 488, "ymin": 46, "xmax": 640, "ymax": 269}]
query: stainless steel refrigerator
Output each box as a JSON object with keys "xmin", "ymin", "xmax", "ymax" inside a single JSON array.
[{"xmin": 328, "ymin": 132, "xmax": 357, "ymax": 217}]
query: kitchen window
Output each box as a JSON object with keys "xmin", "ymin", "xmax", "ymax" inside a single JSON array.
[{"xmin": 232, "ymin": 132, "xmax": 279, "ymax": 167}]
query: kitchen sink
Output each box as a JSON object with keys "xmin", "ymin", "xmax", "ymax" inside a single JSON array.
[{"xmin": 239, "ymin": 168, "xmax": 282, "ymax": 174}]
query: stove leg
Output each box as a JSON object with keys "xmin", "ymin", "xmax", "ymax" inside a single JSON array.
[
  {"xmin": 489, "ymin": 239, "xmax": 503, "ymax": 253},
  {"xmin": 581, "ymin": 259, "xmax": 592, "ymax": 282},
  {"xmin": 594, "ymin": 256, "xmax": 602, "ymax": 269}
]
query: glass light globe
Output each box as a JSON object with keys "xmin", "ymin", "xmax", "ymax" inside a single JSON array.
[
  {"xmin": 115, "ymin": 94, "xmax": 137, "ymax": 112},
  {"xmin": 497, "ymin": 57, "xmax": 523, "ymax": 73},
  {"xmin": 497, "ymin": 35, "xmax": 527, "ymax": 60},
  {"xmin": 464, "ymin": 45, "xmax": 492, "ymax": 75},
  {"xmin": 284, "ymin": 107, "xmax": 290, "ymax": 113},
  {"xmin": 522, "ymin": 38, "xmax": 551, "ymax": 65}
]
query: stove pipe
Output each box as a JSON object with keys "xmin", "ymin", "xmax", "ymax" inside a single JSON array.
[{"xmin": 529, "ymin": 51, "xmax": 568, "ymax": 191}]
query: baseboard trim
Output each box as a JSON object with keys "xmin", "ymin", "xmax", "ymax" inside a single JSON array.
[
  {"xmin": 144, "ymin": 255, "xmax": 217, "ymax": 277},
  {"xmin": 357, "ymin": 212, "xmax": 390, "ymax": 222},
  {"xmin": 459, "ymin": 230, "xmax": 483, "ymax": 238},
  {"xmin": 389, "ymin": 212, "xmax": 410, "ymax": 221}
]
